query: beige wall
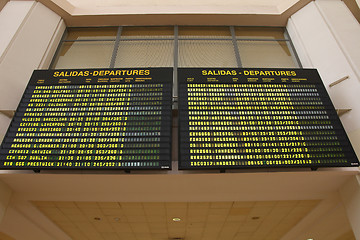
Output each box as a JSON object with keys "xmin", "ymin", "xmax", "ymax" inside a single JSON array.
[
  {"xmin": 287, "ymin": 2, "xmax": 360, "ymax": 238},
  {"xmin": 287, "ymin": 1, "xmax": 360, "ymax": 160},
  {"xmin": 0, "ymin": 180, "xmax": 11, "ymax": 224},
  {"xmin": 0, "ymin": 1, "xmax": 65, "ymax": 141}
]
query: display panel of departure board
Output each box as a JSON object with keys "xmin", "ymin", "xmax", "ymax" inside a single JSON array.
[
  {"xmin": 0, "ymin": 68, "xmax": 172, "ymax": 170},
  {"xmin": 178, "ymin": 68, "xmax": 359, "ymax": 169}
]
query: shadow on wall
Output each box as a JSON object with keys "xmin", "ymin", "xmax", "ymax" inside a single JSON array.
[{"xmin": 0, "ymin": 0, "xmax": 9, "ymax": 11}]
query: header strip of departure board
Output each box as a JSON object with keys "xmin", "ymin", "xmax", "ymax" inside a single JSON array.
[
  {"xmin": 178, "ymin": 68, "xmax": 323, "ymax": 84},
  {"xmin": 30, "ymin": 69, "xmax": 171, "ymax": 85},
  {"xmin": 178, "ymin": 68, "xmax": 359, "ymax": 170}
]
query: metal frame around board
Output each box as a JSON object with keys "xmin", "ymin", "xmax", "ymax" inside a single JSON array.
[
  {"xmin": 0, "ymin": 68, "xmax": 173, "ymax": 170},
  {"xmin": 177, "ymin": 68, "xmax": 359, "ymax": 170}
]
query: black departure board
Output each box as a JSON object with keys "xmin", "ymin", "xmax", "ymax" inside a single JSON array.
[
  {"xmin": 178, "ymin": 68, "xmax": 359, "ymax": 169},
  {"xmin": 0, "ymin": 68, "xmax": 172, "ymax": 170}
]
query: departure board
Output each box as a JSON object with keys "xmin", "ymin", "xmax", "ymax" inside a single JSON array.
[
  {"xmin": 178, "ymin": 68, "xmax": 359, "ymax": 169},
  {"xmin": 0, "ymin": 68, "xmax": 172, "ymax": 170}
]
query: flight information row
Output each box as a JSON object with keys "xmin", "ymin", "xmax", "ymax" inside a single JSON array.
[
  {"xmin": 14, "ymin": 121, "xmax": 164, "ymax": 127},
  {"xmin": 1, "ymin": 148, "xmax": 169, "ymax": 155},
  {"xmin": 187, "ymin": 101, "xmax": 325, "ymax": 106},
  {"xmin": 186, "ymin": 159, "xmax": 348, "ymax": 168},
  {"xmin": 188, "ymin": 115, "xmax": 330, "ymax": 120},
  {"xmin": 26, "ymin": 97, "xmax": 164, "ymax": 103},
  {"xmin": 20, "ymin": 106, "xmax": 167, "ymax": 112},
  {"xmin": 20, "ymin": 111, "xmax": 167, "ymax": 117},
  {"xmin": 30, "ymin": 88, "xmax": 164, "ymax": 94},
  {"xmin": 5, "ymin": 137, "xmax": 170, "ymax": 143},
  {"xmin": 186, "ymin": 84, "xmax": 317, "ymax": 88},
  {"xmin": 26, "ymin": 92, "xmax": 165, "ymax": 98},
  {"xmin": 14, "ymin": 116, "xmax": 168, "ymax": 123},
  {"xmin": 9, "ymin": 131, "xmax": 166, "ymax": 137},
  {"xmin": 186, "ymin": 87, "xmax": 319, "ymax": 92},
  {"xmin": 2, "ymin": 161, "xmax": 164, "ymax": 168},
  {"xmin": 32, "ymin": 83, "xmax": 165, "ymax": 89},
  {"xmin": 186, "ymin": 92, "xmax": 321, "ymax": 97},
  {"xmin": 22, "ymin": 101, "xmax": 165, "ymax": 107},
  {"xmin": 4, "ymin": 143, "xmax": 164, "ymax": 149},
  {"xmin": 1, "ymin": 154, "xmax": 168, "ymax": 161}
]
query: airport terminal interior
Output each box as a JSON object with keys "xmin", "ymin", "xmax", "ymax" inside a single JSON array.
[{"xmin": 0, "ymin": 0, "xmax": 360, "ymax": 239}]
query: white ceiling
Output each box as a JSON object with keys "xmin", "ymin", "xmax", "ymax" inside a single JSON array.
[
  {"xmin": 65, "ymin": 0, "xmax": 300, "ymax": 15},
  {"xmin": 31, "ymin": 0, "xmax": 313, "ymax": 26},
  {"xmin": 0, "ymin": 169, "xmax": 358, "ymax": 240},
  {"xmin": 4, "ymin": 0, "xmax": 360, "ymax": 26},
  {"xmin": 32, "ymin": 199, "xmax": 321, "ymax": 240}
]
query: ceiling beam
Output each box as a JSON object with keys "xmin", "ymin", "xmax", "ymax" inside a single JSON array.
[{"xmin": 37, "ymin": 0, "xmax": 312, "ymax": 27}]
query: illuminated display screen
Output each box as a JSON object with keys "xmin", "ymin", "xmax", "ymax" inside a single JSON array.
[
  {"xmin": 178, "ymin": 68, "xmax": 359, "ymax": 169},
  {"xmin": 0, "ymin": 68, "xmax": 172, "ymax": 170}
]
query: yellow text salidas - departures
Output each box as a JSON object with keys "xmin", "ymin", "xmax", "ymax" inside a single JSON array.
[{"xmin": 53, "ymin": 69, "xmax": 151, "ymax": 77}]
